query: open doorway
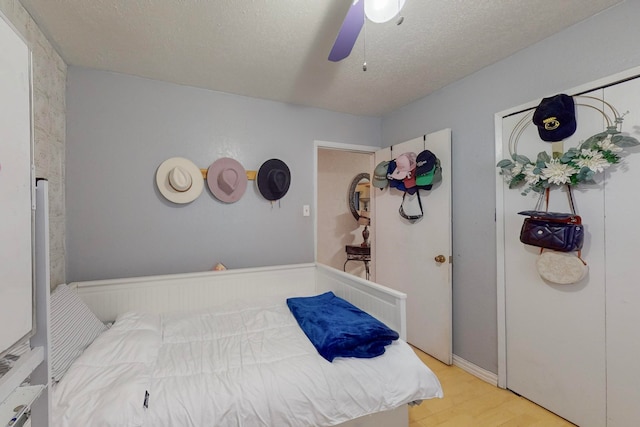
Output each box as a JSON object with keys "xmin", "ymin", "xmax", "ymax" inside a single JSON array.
[
  {"xmin": 315, "ymin": 132, "xmax": 453, "ymax": 365},
  {"xmin": 314, "ymin": 141, "xmax": 377, "ymax": 281}
]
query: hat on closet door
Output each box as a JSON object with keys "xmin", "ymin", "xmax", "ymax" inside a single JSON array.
[
  {"xmin": 207, "ymin": 157, "xmax": 248, "ymax": 203},
  {"xmin": 156, "ymin": 157, "xmax": 204, "ymax": 204},
  {"xmin": 532, "ymin": 94, "xmax": 577, "ymax": 142},
  {"xmin": 257, "ymin": 158, "xmax": 291, "ymax": 201}
]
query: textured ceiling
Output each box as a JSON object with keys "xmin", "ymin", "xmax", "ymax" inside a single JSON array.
[{"xmin": 20, "ymin": 0, "xmax": 621, "ymax": 117}]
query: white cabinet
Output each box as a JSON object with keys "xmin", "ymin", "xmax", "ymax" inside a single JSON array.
[
  {"xmin": 0, "ymin": 182, "xmax": 52, "ymax": 427},
  {"xmin": 0, "ymin": 8, "xmax": 33, "ymax": 360},
  {"xmin": 0, "ymin": 11, "xmax": 50, "ymax": 427},
  {"xmin": 0, "ymin": 372, "xmax": 46, "ymax": 426}
]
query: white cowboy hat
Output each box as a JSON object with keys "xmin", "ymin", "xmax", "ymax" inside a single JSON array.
[
  {"xmin": 156, "ymin": 157, "xmax": 204, "ymax": 204},
  {"xmin": 207, "ymin": 157, "xmax": 248, "ymax": 203}
]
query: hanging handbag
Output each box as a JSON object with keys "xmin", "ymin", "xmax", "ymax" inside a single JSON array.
[
  {"xmin": 536, "ymin": 249, "xmax": 588, "ymax": 285},
  {"xmin": 518, "ymin": 186, "xmax": 584, "ymax": 252}
]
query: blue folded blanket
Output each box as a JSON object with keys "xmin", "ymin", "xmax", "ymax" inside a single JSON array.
[{"xmin": 286, "ymin": 291, "xmax": 399, "ymax": 362}]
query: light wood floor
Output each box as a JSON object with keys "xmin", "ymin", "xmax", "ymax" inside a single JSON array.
[{"xmin": 410, "ymin": 348, "xmax": 576, "ymax": 427}]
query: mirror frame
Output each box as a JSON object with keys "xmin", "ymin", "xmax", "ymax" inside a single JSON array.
[{"xmin": 348, "ymin": 172, "xmax": 370, "ymax": 221}]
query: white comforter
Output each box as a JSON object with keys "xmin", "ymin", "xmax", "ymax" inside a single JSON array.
[{"xmin": 53, "ymin": 298, "xmax": 443, "ymax": 427}]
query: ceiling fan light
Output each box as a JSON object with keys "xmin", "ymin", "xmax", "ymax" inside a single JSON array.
[{"xmin": 364, "ymin": 0, "xmax": 406, "ymax": 23}]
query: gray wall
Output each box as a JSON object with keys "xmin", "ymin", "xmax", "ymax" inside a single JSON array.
[
  {"xmin": 381, "ymin": 1, "xmax": 638, "ymax": 373},
  {"xmin": 66, "ymin": 68, "xmax": 381, "ymax": 281},
  {"xmin": 66, "ymin": 0, "xmax": 640, "ymax": 375}
]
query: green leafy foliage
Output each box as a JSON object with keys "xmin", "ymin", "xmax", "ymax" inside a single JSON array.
[
  {"xmin": 612, "ymin": 135, "xmax": 640, "ymax": 147},
  {"xmin": 497, "ymin": 126, "xmax": 637, "ymax": 195}
]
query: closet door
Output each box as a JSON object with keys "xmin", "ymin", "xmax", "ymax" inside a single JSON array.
[
  {"xmin": 501, "ymin": 91, "xmax": 607, "ymax": 427},
  {"xmin": 602, "ymin": 79, "xmax": 640, "ymax": 426}
]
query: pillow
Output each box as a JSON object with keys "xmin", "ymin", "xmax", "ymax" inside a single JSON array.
[{"xmin": 51, "ymin": 284, "xmax": 107, "ymax": 381}]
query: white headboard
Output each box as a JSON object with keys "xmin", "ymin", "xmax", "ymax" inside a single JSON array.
[
  {"xmin": 70, "ymin": 263, "xmax": 318, "ymax": 321},
  {"xmin": 69, "ymin": 263, "xmax": 408, "ymax": 339}
]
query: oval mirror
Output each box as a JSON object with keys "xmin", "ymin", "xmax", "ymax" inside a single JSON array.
[{"xmin": 348, "ymin": 172, "xmax": 371, "ymax": 221}]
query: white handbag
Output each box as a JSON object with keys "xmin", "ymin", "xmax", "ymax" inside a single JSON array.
[{"xmin": 536, "ymin": 250, "xmax": 588, "ymax": 285}]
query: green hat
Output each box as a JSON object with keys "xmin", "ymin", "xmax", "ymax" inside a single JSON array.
[
  {"xmin": 372, "ymin": 160, "xmax": 390, "ymax": 189},
  {"xmin": 415, "ymin": 164, "xmax": 436, "ymax": 187},
  {"xmin": 416, "ymin": 159, "xmax": 442, "ymax": 189}
]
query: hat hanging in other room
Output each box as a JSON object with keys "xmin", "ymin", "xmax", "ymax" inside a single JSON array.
[
  {"xmin": 156, "ymin": 157, "xmax": 204, "ymax": 204},
  {"xmin": 372, "ymin": 160, "xmax": 390, "ymax": 189},
  {"xmin": 532, "ymin": 94, "xmax": 577, "ymax": 142},
  {"xmin": 207, "ymin": 157, "xmax": 248, "ymax": 203},
  {"xmin": 257, "ymin": 158, "xmax": 291, "ymax": 201},
  {"xmin": 389, "ymin": 152, "xmax": 417, "ymax": 180}
]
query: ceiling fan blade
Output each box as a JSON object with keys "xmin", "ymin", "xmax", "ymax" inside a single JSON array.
[{"xmin": 328, "ymin": 0, "xmax": 364, "ymax": 62}]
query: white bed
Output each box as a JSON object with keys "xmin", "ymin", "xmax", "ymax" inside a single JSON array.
[{"xmin": 51, "ymin": 263, "xmax": 442, "ymax": 427}]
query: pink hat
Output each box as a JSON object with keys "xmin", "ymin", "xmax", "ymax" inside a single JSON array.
[
  {"xmin": 207, "ymin": 157, "xmax": 248, "ymax": 203},
  {"xmin": 389, "ymin": 152, "xmax": 417, "ymax": 180}
]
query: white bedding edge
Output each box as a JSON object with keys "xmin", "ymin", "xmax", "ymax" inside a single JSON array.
[{"xmin": 53, "ymin": 297, "xmax": 442, "ymax": 427}]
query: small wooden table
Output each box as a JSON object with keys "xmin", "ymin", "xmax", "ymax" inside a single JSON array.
[{"xmin": 344, "ymin": 245, "xmax": 371, "ymax": 280}]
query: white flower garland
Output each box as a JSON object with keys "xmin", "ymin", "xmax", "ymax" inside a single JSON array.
[{"xmin": 497, "ymin": 97, "xmax": 639, "ymax": 195}]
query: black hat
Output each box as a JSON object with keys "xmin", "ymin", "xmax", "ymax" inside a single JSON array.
[
  {"xmin": 415, "ymin": 150, "xmax": 441, "ymax": 190},
  {"xmin": 257, "ymin": 159, "xmax": 290, "ymax": 201},
  {"xmin": 415, "ymin": 150, "xmax": 436, "ymax": 175},
  {"xmin": 532, "ymin": 94, "xmax": 577, "ymax": 142}
]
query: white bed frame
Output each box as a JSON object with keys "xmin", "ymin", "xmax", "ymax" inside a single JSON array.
[{"xmin": 69, "ymin": 262, "xmax": 410, "ymax": 427}]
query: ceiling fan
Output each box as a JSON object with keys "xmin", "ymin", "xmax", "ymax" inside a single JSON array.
[{"xmin": 328, "ymin": 0, "xmax": 406, "ymax": 62}]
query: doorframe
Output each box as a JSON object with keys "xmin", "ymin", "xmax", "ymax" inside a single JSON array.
[
  {"xmin": 494, "ymin": 65, "xmax": 640, "ymax": 390},
  {"xmin": 313, "ymin": 140, "xmax": 379, "ymax": 264}
]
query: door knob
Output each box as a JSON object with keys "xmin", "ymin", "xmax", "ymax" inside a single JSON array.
[{"xmin": 434, "ymin": 255, "xmax": 446, "ymax": 263}]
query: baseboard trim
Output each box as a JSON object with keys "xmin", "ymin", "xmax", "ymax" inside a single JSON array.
[{"xmin": 452, "ymin": 354, "xmax": 499, "ymax": 386}]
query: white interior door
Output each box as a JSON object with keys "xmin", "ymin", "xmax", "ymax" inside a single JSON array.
[{"xmin": 373, "ymin": 129, "xmax": 452, "ymax": 364}]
